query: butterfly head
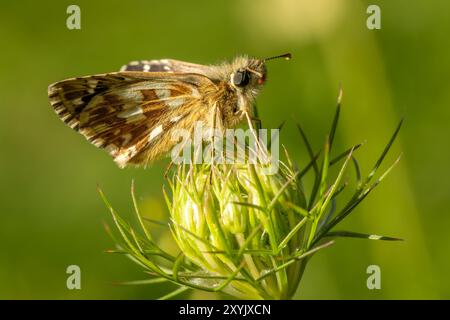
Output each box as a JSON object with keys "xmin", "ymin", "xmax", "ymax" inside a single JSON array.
[
  {"xmin": 229, "ymin": 53, "xmax": 291, "ymax": 92},
  {"xmin": 229, "ymin": 58, "xmax": 266, "ymax": 92}
]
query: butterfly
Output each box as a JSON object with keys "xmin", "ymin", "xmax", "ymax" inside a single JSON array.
[{"xmin": 48, "ymin": 53, "xmax": 291, "ymax": 168}]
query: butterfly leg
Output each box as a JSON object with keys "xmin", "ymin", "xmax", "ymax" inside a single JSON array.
[
  {"xmin": 250, "ymin": 103, "xmax": 262, "ymax": 130},
  {"xmin": 164, "ymin": 160, "xmax": 174, "ymax": 179},
  {"xmin": 243, "ymin": 111, "xmax": 269, "ymax": 161},
  {"xmin": 208, "ymin": 104, "xmax": 226, "ymax": 165},
  {"xmin": 250, "ymin": 117, "xmax": 262, "ymax": 130}
]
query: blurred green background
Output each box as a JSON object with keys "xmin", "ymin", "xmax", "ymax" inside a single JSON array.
[{"xmin": 1, "ymin": 0, "xmax": 449, "ymax": 299}]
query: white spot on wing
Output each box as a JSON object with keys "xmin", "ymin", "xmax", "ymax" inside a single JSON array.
[
  {"xmin": 68, "ymin": 119, "xmax": 79, "ymax": 129},
  {"xmin": 155, "ymin": 89, "xmax": 170, "ymax": 99},
  {"xmin": 167, "ymin": 98, "xmax": 184, "ymax": 109},
  {"xmin": 72, "ymin": 97, "xmax": 84, "ymax": 105},
  {"xmin": 93, "ymin": 138, "xmax": 105, "ymax": 147},
  {"xmin": 105, "ymin": 144, "xmax": 119, "ymax": 155},
  {"xmin": 87, "ymin": 79, "xmax": 98, "ymax": 87},
  {"xmin": 191, "ymin": 87, "xmax": 201, "ymax": 98},
  {"xmin": 114, "ymin": 146, "xmax": 138, "ymax": 167},
  {"xmin": 148, "ymin": 125, "xmax": 163, "ymax": 142}
]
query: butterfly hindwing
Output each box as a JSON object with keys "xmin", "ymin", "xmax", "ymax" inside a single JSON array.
[
  {"xmin": 120, "ymin": 60, "xmax": 174, "ymax": 72},
  {"xmin": 120, "ymin": 59, "xmax": 212, "ymax": 77}
]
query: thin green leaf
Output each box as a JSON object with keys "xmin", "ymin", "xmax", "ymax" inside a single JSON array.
[
  {"xmin": 145, "ymin": 271, "xmax": 247, "ymax": 282},
  {"xmin": 267, "ymin": 171, "xmax": 299, "ymax": 211},
  {"xmin": 376, "ymin": 153, "xmax": 402, "ymax": 183},
  {"xmin": 131, "ymin": 180, "xmax": 152, "ymax": 242},
  {"xmin": 317, "ymin": 197, "xmax": 337, "ymax": 231},
  {"xmin": 214, "ymin": 262, "xmax": 245, "ymax": 292},
  {"xmin": 291, "ymin": 240, "xmax": 335, "ymax": 260},
  {"xmin": 158, "ymin": 286, "xmax": 189, "ymax": 300},
  {"xmin": 202, "ymin": 249, "xmax": 273, "ymax": 255},
  {"xmin": 328, "ymin": 87, "xmax": 342, "ymax": 152},
  {"xmin": 277, "ymin": 217, "xmax": 308, "ymax": 253},
  {"xmin": 308, "ymin": 138, "xmax": 328, "ymax": 210},
  {"xmin": 319, "ymin": 147, "xmax": 353, "ymax": 217},
  {"xmin": 130, "ymin": 228, "xmax": 145, "ymax": 254},
  {"xmin": 318, "ymin": 137, "xmax": 330, "ymax": 200},
  {"xmin": 296, "ymin": 123, "xmax": 320, "ymax": 177},
  {"xmin": 143, "ymin": 218, "xmax": 170, "ymax": 227},
  {"xmin": 112, "ymin": 278, "xmax": 168, "ymax": 286},
  {"xmin": 352, "ymin": 156, "xmax": 362, "ymax": 187},
  {"xmin": 162, "ymin": 185, "xmax": 172, "ymax": 212},
  {"xmin": 330, "ymin": 143, "xmax": 362, "ymax": 166},
  {"xmin": 173, "ymin": 253, "xmax": 185, "ymax": 282},
  {"xmin": 231, "ymin": 202, "xmax": 267, "ymax": 213},
  {"xmin": 365, "ymin": 118, "xmax": 403, "ymax": 186},
  {"xmin": 298, "ymin": 151, "xmax": 321, "ymax": 179},
  {"xmin": 258, "ymin": 240, "xmax": 334, "ymax": 281},
  {"xmin": 325, "ymin": 231, "xmax": 403, "ymax": 241},
  {"xmin": 248, "ymin": 164, "xmax": 268, "ymax": 208},
  {"xmin": 237, "ymin": 224, "xmax": 263, "ymax": 258},
  {"xmin": 282, "ymin": 201, "xmax": 311, "ymax": 218},
  {"xmin": 170, "ymin": 219, "xmax": 222, "ymax": 253}
]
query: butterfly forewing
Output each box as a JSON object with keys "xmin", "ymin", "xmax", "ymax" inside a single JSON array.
[{"xmin": 48, "ymin": 71, "xmax": 215, "ymax": 167}]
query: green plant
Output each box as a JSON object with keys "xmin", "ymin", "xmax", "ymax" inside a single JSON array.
[{"xmin": 100, "ymin": 90, "xmax": 403, "ymax": 299}]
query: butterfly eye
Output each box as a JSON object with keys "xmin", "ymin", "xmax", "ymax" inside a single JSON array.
[{"xmin": 232, "ymin": 70, "xmax": 250, "ymax": 87}]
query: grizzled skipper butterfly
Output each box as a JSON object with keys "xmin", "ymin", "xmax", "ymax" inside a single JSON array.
[{"xmin": 48, "ymin": 53, "xmax": 291, "ymax": 168}]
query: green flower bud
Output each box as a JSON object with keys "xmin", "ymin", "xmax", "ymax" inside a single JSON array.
[{"xmin": 168, "ymin": 162, "xmax": 309, "ymax": 299}]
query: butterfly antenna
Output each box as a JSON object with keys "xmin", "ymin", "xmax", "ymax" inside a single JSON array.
[{"xmin": 264, "ymin": 53, "xmax": 292, "ymax": 62}]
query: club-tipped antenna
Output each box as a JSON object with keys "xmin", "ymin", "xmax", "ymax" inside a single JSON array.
[{"xmin": 264, "ymin": 53, "xmax": 292, "ymax": 62}]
